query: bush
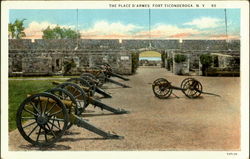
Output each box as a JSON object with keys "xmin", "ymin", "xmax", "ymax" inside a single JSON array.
[
  {"xmin": 161, "ymin": 52, "xmax": 166, "ymax": 67},
  {"xmin": 200, "ymin": 54, "xmax": 213, "ymax": 66},
  {"xmin": 63, "ymin": 58, "xmax": 76, "ymax": 75},
  {"xmin": 174, "ymin": 54, "xmax": 187, "ymax": 63},
  {"xmin": 131, "ymin": 52, "xmax": 139, "ymax": 74},
  {"xmin": 167, "ymin": 57, "xmax": 173, "ymax": 65},
  {"xmin": 166, "ymin": 58, "xmax": 172, "ymax": 70},
  {"xmin": 200, "ymin": 54, "xmax": 212, "ymax": 76}
]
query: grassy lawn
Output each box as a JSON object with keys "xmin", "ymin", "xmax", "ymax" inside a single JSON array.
[
  {"xmin": 9, "ymin": 76, "xmax": 78, "ymax": 79},
  {"xmin": 139, "ymin": 51, "xmax": 161, "ymax": 57},
  {"xmin": 8, "ymin": 79, "xmax": 65, "ymax": 131}
]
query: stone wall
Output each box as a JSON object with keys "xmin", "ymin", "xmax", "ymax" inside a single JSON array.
[
  {"xmin": 9, "ymin": 39, "xmax": 240, "ymax": 50},
  {"xmin": 22, "ymin": 57, "xmax": 53, "ymax": 75},
  {"xmin": 9, "ymin": 50, "xmax": 132, "ymax": 76},
  {"xmin": 172, "ymin": 53, "xmax": 190, "ymax": 75},
  {"xmin": 8, "ymin": 39, "xmax": 240, "ymax": 76}
]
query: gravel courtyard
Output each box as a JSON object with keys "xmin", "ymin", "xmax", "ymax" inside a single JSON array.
[{"xmin": 9, "ymin": 67, "xmax": 240, "ymax": 151}]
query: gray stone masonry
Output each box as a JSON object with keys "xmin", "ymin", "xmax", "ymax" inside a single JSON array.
[
  {"xmin": 173, "ymin": 53, "xmax": 190, "ymax": 75},
  {"xmin": 9, "ymin": 50, "xmax": 132, "ymax": 76}
]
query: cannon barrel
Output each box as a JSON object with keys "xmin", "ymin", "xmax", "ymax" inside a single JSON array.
[
  {"xmin": 95, "ymin": 87, "xmax": 112, "ymax": 98},
  {"xmin": 106, "ymin": 78, "xmax": 130, "ymax": 88},
  {"xmin": 73, "ymin": 114, "xmax": 123, "ymax": 139},
  {"xmin": 52, "ymin": 81, "xmax": 129, "ymax": 114},
  {"xmin": 89, "ymin": 97, "xmax": 129, "ymax": 114},
  {"xmin": 107, "ymin": 72, "xmax": 130, "ymax": 81},
  {"xmin": 53, "ymin": 81, "xmax": 112, "ymax": 98}
]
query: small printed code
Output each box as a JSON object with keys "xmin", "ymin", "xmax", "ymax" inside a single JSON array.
[{"xmin": 227, "ymin": 152, "xmax": 238, "ymax": 155}]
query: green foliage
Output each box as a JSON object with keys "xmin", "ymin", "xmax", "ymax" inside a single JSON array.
[
  {"xmin": 200, "ymin": 54, "xmax": 213, "ymax": 76},
  {"xmin": 63, "ymin": 59, "xmax": 76, "ymax": 75},
  {"xmin": 9, "ymin": 80, "xmax": 63, "ymax": 131},
  {"xmin": 174, "ymin": 54, "xmax": 187, "ymax": 63},
  {"xmin": 229, "ymin": 56, "xmax": 240, "ymax": 69},
  {"xmin": 161, "ymin": 53, "xmax": 166, "ymax": 67},
  {"xmin": 42, "ymin": 25, "xmax": 80, "ymax": 39},
  {"xmin": 166, "ymin": 57, "xmax": 173, "ymax": 71},
  {"xmin": 200, "ymin": 54, "xmax": 213, "ymax": 66},
  {"xmin": 132, "ymin": 53, "xmax": 139, "ymax": 74},
  {"xmin": 167, "ymin": 57, "xmax": 173, "ymax": 65},
  {"xmin": 8, "ymin": 19, "xmax": 26, "ymax": 39}
]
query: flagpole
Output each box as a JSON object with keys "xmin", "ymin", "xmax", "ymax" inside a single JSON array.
[
  {"xmin": 76, "ymin": 8, "xmax": 79, "ymax": 50},
  {"xmin": 149, "ymin": 8, "xmax": 151, "ymax": 49},
  {"xmin": 224, "ymin": 9, "xmax": 229, "ymax": 50}
]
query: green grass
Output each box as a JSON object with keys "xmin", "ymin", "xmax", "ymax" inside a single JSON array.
[
  {"xmin": 139, "ymin": 51, "xmax": 161, "ymax": 57},
  {"xmin": 8, "ymin": 79, "xmax": 64, "ymax": 131},
  {"xmin": 9, "ymin": 76, "xmax": 78, "ymax": 79}
]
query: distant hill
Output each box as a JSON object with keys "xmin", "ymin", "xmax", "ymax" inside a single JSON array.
[{"xmin": 139, "ymin": 51, "xmax": 161, "ymax": 57}]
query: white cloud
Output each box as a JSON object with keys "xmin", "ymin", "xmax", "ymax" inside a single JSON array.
[
  {"xmin": 23, "ymin": 20, "xmax": 238, "ymax": 40},
  {"xmin": 184, "ymin": 17, "xmax": 223, "ymax": 29},
  {"xmin": 80, "ymin": 21, "xmax": 142, "ymax": 36},
  {"xmin": 134, "ymin": 24, "xmax": 201, "ymax": 39},
  {"xmin": 24, "ymin": 21, "xmax": 75, "ymax": 38}
]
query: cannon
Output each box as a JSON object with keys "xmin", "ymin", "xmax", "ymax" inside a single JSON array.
[
  {"xmin": 98, "ymin": 63, "xmax": 130, "ymax": 81},
  {"xmin": 66, "ymin": 77, "xmax": 112, "ymax": 98},
  {"xmin": 16, "ymin": 91, "xmax": 124, "ymax": 147},
  {"xmin": 52, "ymin": 81, "xmax": 129, "ymax": 115},
  {"xmin": 152, "ymin": 77, "xmax": 220, "ymax": 99},
  {"xmin": 79, "ymin": 75, "xmax": 112, "ymax": 98},
  {"xmin": 80, "ymin": 64, "xmax": 130, "ymax": 88}
]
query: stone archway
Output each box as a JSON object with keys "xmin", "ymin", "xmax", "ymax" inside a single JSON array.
[{"xmin": 134, "ymin": 48, "xmax": 166, "ymax": 67}]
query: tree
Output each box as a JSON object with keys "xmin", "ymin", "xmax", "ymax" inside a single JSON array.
[
  {"xmin": 63, "ymin": 59, "xmax": 76, "ymax": 75},
  {"xmin": 200, "ymin": 54, "xmax": 213, "ymax": 76},
  {"xmin": 8, "ymin": 19, "xmax": 26, "ymax": 39},
  {"xmin": 42, "ymin": 25, "xmax": 80, "ymax": 39}
]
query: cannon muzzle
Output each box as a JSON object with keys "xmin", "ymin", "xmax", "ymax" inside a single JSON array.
[
  {"xmin": 95, "ymin": 87, "xmax": 112, "ymax": 98},
  {"xmin": 106, "ymin": 78, "xmax": 131, "ymax": 88},
  {"xmin": 108, "ymin": 72, "xmax": 130, "ymax": 81},
  {"xmin": 73, "ymin": 114, "xmax": 124, "ymax": 139},
  {"xmin": 89, "ymin": 97, "xmax": 129, "ymax": 114}
]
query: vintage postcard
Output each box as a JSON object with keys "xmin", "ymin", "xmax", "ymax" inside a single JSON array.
[{"xmin": 1, "ymin": 1, "xmax": 249, "ymax": 159}]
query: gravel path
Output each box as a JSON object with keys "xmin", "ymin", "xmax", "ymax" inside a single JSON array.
[{"xmin": 9, "ymin": 67, "xmax": 240, "ymax": 151}]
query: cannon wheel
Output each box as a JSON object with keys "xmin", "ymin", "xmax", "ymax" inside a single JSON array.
[
  {"xmin": 67, "ymin": 78, "xmax": 96, "ymax": 96},
  {"xmin": 80, "ymin": 76, "xmax": 98, "ymax": 87},
  {"xmin": 56, "ymin": 82, "xmax": 88, "ymax": 114},
  {"xmin": 102, "ymin": 63, "xmax": 112, "ymax": 72},
  {"xmin": 180, "ymin": 78, "xmax": 194, "ymax": 89},
  {"xmin": 95, "ymin": 71, "xmax": 106, "ymax": 87},
  {"xmin": 100, "ymin": 64, "xmax": 112, "ymax": 77},
  {"xmin": 46, "ymin": 88, "xmax": 78, "ymax": 130},
  {"xmin": 152, "ymin": 78, "xmax": 172, "ymax": 99},
  {"xmin": 181, "ymin": 78, "xmax": 203, "ymax": 98},
  {"xmin": 87, "ymin": 68, "xmax": 106, "ymax": 87},
  {"xmin": 16, "ymin": 93, "xmax": 69, "ymax": 146},
  {"xmin": 81, "ymin": 73, "xmax": 105, "ymax": 87}
]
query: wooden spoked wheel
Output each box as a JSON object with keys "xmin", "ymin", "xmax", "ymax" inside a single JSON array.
[
  {"xmin": 16, "ymin": 93, "xmax": 69, "ymax": 146},
  {"xmin": 152, "ymin": 78, "xmax": 172, "ymax": 99},
  {"xmin": 56, "ymin": 82, "xmax": 87, "ymax": 114},
  {"xmin": 181, "ymin": 78, "xmax": 203, "ymax": 98},
  {"xmin": 46, "ymin": 88, "xmax": 78, "ymax": 129},
  {"xmin": 67, "ymin": 78, "xmax": 96, "ymax": 96}
]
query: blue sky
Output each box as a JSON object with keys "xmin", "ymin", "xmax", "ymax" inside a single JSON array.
[{"xmin": 9, "ymin": 9, "xmax": 240, "ymax": 39}]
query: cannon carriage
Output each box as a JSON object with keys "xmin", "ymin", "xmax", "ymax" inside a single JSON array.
[
  {"xmin": 152, "ymin": 77, "xmax": 220, "ymax": 99},
  {"xmin": 16, "ymin": 75, "xmax": 129, "ymax": 147},
  {"xmin": 80, "ymin": 64, "xmax": 130, "ymax": 88}
]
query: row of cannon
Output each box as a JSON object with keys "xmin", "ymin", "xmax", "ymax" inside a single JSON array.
[{"xmin": 16, "ymin": 64, "xmax": 130, "ymax": 146}]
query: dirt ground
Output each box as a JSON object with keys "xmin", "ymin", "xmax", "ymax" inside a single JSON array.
[{"xmin": 9, "ymin": 67, "xmax": 240, "ymax": 151}]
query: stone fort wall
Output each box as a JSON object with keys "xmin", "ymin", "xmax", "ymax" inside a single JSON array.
[
  {"xmin": 8, "ymin": 39, "xmax": 240, "ymax": 76},
  {"xmin": 9, "ymin": 50, "xmax": 132, "ymax": 76},
  {"xmin": 9, "ymin": 39, "xmax": 240, "ymax": 50}
]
